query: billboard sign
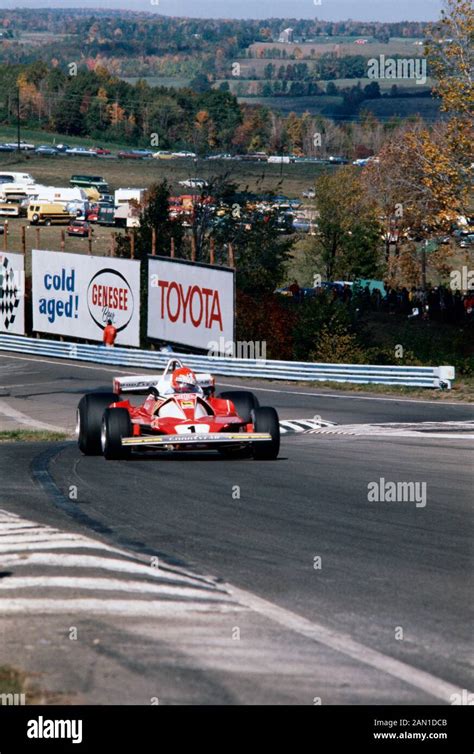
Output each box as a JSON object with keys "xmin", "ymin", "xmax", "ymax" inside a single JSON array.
[
  {"xmin": 147, "ymin": 257, "xmax": 234, "ymax": 352},
  {"xmin": 0, "ymin": 251, "xmax": 25, "ymax": 335},
  {"xmin": 32, "ymin": 250, "xmax": 140, "ymax": 346}
]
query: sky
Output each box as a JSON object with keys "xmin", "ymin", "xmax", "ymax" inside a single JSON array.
[{"xmin": 1, "ymin": 0, "xmax": 444, "ymax": 22}]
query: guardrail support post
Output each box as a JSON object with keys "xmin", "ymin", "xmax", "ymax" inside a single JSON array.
[
  {"xmin": 170, "ymin": 237, "xmax": 175, "ymax": 258},
  {"xmin": 60, "ymin": 229, "xmax": 65, "ymax": 251},
  {"xmin": 3, "ymin": 220, "xmax": 8, "ymax": 251},
  {"xmin": 21, "ymin": 225, "xmax": 26, "ymax": 255},
  {"xmin": 151, "ymin": 228, "xmax": 156, "ymax": 256},
  {"xmin": 35, "ymin": 227, "xmax": 40, "ymax": 248}
]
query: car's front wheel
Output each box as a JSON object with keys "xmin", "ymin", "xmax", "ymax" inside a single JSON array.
[
  {"xmin": 218, "ymin": 391, "xmax": 259, "ymax": 424},
  {"xmin": 77, "ymin": 392, "xmax": 119, "ymax": 455},
  {"xmin": 251, "ymin": 407, "xmax": 280, "ymax": 460},
  {"xmin": 101, "ymin": 408, "xmax": 132, "ymax": 460}
]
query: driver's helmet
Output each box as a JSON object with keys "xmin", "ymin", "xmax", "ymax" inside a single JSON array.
[{"xmin": 171, "ymin": 367, "xmax": 198, "ymax": 393}]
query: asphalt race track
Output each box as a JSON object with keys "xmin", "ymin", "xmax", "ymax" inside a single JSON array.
[{"xmin": 0, "ymin": 350, "xmax": 472, "ymax": 704}]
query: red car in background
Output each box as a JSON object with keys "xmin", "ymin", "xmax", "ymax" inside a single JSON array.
[
  {"xmin": 91, "ymin": 146, "xmax": 111, "ymax": 155},
  {"xmin": 67, "ymin": 220, "xmax": 93, "ymax": 237},
  {"xmin": 77, "ymin": 359, "xmax": 280, "ymax": 461}
]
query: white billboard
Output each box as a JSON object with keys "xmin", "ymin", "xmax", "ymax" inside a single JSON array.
[
  {"xmin": 32, "ymin": 250, "xmax": 141, "ymax": 346},
  {"xmin": 148, "ymin": 257, "xmax": 234, "ymax": 352},
  {"xmin": 0, "ymin": 251, "xmax": 25, "ymax": 335}
]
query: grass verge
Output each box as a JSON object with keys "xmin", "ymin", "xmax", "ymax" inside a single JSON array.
[
  {"xmin": 298, "ymin": 377, "xmax": 474, "ymax": 402},
  {"xmin": 0, "ymin": 430, "xmax": 70, "ymax": 443}
]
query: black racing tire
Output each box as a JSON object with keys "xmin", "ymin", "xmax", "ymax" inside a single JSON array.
[
  {"xmin": 77, "ymin": 392, "xmax": 119, "ymax": 456},
  {"xmin": 218, "ymin": 390, "xmax": 259, "ymax": 423},
  {"xmin": 101, "ymin": 408, "xmax": 132, "ymax": 460},
  {"xmin": 251, "ymin": 407, "xmax": 280, "ymax": 460}
]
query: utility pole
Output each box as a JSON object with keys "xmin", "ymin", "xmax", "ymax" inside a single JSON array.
[{"xmin": 17, "ymin": 85, "xmax": 21, "ymax": 153}]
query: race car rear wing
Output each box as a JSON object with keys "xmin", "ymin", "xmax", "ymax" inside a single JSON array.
[{"xmin": 114, "ymin": 373, "xmax": 215, "ymax": 394}]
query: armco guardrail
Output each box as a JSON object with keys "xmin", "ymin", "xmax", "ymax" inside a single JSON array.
[{"xmin": 0, "ymin": 335, "xmax": 454, "ymax": 388}]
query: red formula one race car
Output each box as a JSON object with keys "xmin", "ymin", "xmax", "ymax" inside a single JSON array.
[{"xmin": 77, "ymin": 359, "xmax": 280, "ymax": 461}]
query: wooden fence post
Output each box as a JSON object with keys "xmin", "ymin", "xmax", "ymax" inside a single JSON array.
[
  {"xmin": 228, "ymin": 243, "xmax": 235, "ymax": 268},
  {"xmin": 3, "ymin": 220, "xmax": 8, "ymax": 251},
  {"xmin": 60, "ymin": 229, "xmax": 65, "ymax": 251},
  {"xmin": 151, "ymin": 227, "xmax": 156, "ymax": 256},
  {"xmin": 209, "ymin": 237, "xmax": 215, "ymax": 265},
  {"xmin": 170, "ymin": 237, "xmax": 175, "ymax": 258},
  {"xmin": 21, "ymin": 225, "xmax": 26, "ymax": 255}
]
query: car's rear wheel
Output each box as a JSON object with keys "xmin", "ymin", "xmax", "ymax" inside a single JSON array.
[
  {"xmin": 31, "ymin": 214, "xmax": 39, "ymax": 224},
  {"xmin": 101, "ymin": 408, "xmax": 132, "ymax": 460},
  {"xmin": 251, "ymin": 407, "xmax": 280, "ymax": 460},
  {"xmin": 77, "ymin": 392, "xmax": 119, "ymax": 455},
  {"xmin": 218, "ymin": 391, "xmax": 259, "ymax": 423}
]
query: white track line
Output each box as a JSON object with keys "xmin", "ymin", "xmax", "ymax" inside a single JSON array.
[
  {"xmin": 0, "ymin": 524, "xmax": 45, "ymax": 533},
  {"xmin": 0, "ymin": 552, "xmax": 221, "ymax": 589},
  {"xmin": 227, "ymin": 585, "xmax": 469, "ymax": 704},
  {"xmin": 0, "ymin": 352, "xmax": 470, "ymax": 406},
  {"xmin": 0, "ymin": 577, "xmax": 233, "ymax": 601},
  {"xmin": 0, "ymin": 598, "xmax": 242, "ymax": 616},
  {"xmin": 0, "ymin": 398, "xmax": 67, "ymax": 433},
  {"xmin": 0, "ymin": 540, "xmax": 145, "ymax": 554},
  {"xmin": 0, "ymin": 532, "xmax": 82, "ymax": 544}
]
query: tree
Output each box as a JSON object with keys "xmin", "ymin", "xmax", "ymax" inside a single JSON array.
[
  {"xmin": 423, "ymin": 0, "xmax": 474, "ymax": 216},
  {"xmin": 310, "ymin": 167, "xmax": 382, "ymax": 280},
  {"xmin": 116, "ymin": 180, "xmax": 184, "ymax": 262}
]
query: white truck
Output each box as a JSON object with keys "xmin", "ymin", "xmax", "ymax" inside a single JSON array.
[
  {"xmin": 0, "ymin": 172, "xmax": 36, "ymax": 214},
  {"xmin": 114, "ymin": 188, "xmax": 146, "ymax": 206}
]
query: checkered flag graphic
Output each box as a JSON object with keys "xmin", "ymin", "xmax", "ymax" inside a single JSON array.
[{"xmin": 0, "ymin": 256, "xmax": 20, "ymax": 331}]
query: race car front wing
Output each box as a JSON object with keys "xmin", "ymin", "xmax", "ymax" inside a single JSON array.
[{"xmin": 121, "ymin": 432, "xmax": 271, "ymax": 448}]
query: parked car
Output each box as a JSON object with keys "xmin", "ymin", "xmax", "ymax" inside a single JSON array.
[
  {"xmin": 172, "ymin": 151, "xmax": 197, "ymax": 159},
  {"xmin": 179, "ymin": 178, "xmax": 209, "ymax": 189},
  {"xmin": 98, "ymin": 206, "xmax": 116, "ymax": 226},
  {"xmin": 35, "ymin": 145, "xmax": 59, "ymax": 156},
  {"xmin": 91, "ymin": 146, "xmax": 111, "ymax": 155},
  {"xmin": 67, "ymin": 220, "xmax": 93, "ymax": 237},
  {"xmin": 65, "ymin": 147, "xmax": 97, "ymax": 156},
  {"xmin": 55, "ymin": 144, "xmax": 71, "ymax": 153},
  {"xmin": 152, "ymin": 151, "xmax": 176, "ymax": 160},
  {"xmin": 302, "ymin": 188, "xmax": 316, "ymax": 199},
  {"xmin": 0, "ymin": 144, "xmax": 15, "ymax": 152},
  {"xmin": 459, "ymin": 234, "xmax": 474, "ymax": 248},
  {"xmin": 4, "ymin": 140, "xmax": 35, "ymax": 151},
  {"xmin": 70, "ymin": 174, "xmax": 109, "ymax": 193},
  {"xmin": 118, "ymin": 149, "xmax": 153, "ymax": 159},
  {"xmin": 207, "ymin": 153, "xmax": 233, "ymax": 160},
  {"xmin": 27, "ymin": 202, "xmax": 74, "ymax": 226}
]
